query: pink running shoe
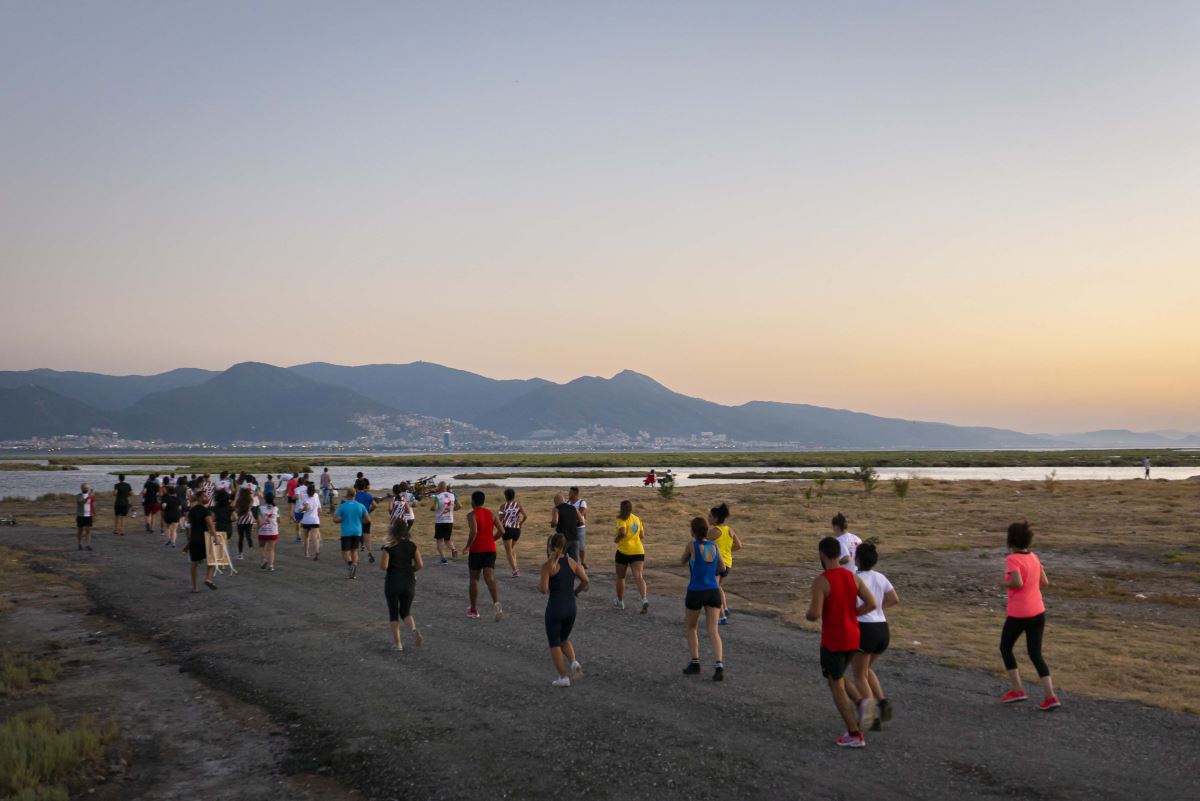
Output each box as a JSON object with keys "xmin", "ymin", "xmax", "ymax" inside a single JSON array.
[
  {"xmin": 512, "ymin": 569, "xmax": 520, "ymax": 578},
  {"xmin": 466, "ymin": 608, "xmax": 481, "ymax": 619},
  {"xmin": 1000, "ymin": 690, "xmax": 1028, "ymax": 704},
  {"xmin": 835, "ymin": 731, "xmax": 866, "ymax": 748},
  {"xmin": 1038, "ymin": 696, "xmax": 1062, "ymax": 711}
]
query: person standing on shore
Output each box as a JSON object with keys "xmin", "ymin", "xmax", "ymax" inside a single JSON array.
[
  {"xmin": 540, "ymin": 532, "xmax": 588, "ymax": 687},
  {"xmin": 463, "ymin": 490, "xmax": 504, "ymax": 621},
  {"xmin": 999, "ymin": 522, "xmax": 1060, "ymax": 710},
  {"xmin": 613, "ymin": 500, "xmax": 648, "ymax": 612},
  {"xmin": 320, "ymin": 467, "xmax": 334, "ymax": 511},
  {"xmin": 805, "ymin": 536, "xmax": 877, "ymax": 748},
  {"xmin": 112, "ymin": 474, "xmax": 132, "ymax": 536},
  {"xmin": 681, "ymin": 517, "xmax": 725, "ymax": 680},
  {"xmin": 186, "ymin": 491, "xmax": 218, "ymax": 592},
  {"xmin": 549, "ymin": 494, "xmax": 580, "ymax": 561},
  {"xmin": 334, "ymin": 488, "xmax": 367, "ymax": 579},
  {"xmin": 1143, "ymin": 456, "xmax": 1151, "ymax": 479},
  {"xmin": 568, "ymin": 486, "xmax": 589, "ymax": 568},
  {"xmin": 141, "ymin": 473, "xmax": 162, "ymax": 534},
  {"xmin": 355, "ymin": 481, "xmax": 377, "ymax": 564},
  {"xmin": 381, "ymin": 520, "xmax": 424, "ymax": 651},
  {"xmin": 430, "ymin": 481, "xmax": 460, "ymax": 564},
  {"xmin": 75, "ymin": 483, "xmax": 95, "ymax": 551},
  {"xmin": 499, "ymin": 488, "xmax": 526, "ymax": 577}
]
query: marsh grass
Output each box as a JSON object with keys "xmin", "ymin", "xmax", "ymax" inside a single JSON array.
[
  {"xmin": 0, "ymin": 707, "xmax": 118, "ymax": 800},
  {"xmin": 0, "ymin": 652, "xmax": 62, "ymax": 694},
  {"xmin": 856, "ymin": 462, "xmax": 879, "ymax": 495},
  {"xmin": 892, "ymin": 476, "xmax": 911, "ymax": 502}
]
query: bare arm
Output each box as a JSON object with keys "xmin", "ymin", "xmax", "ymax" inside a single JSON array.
[
  {"xmin": 464, "ymin": 513, "xmax": 478, "ymax": 551},
  {"xmin": 805, "ymin": 576, "xmax": 827, "ymax": 622},
  {"xmin": 550, "ymin": 508, "xmax": 559, "ymax": 529},
  {"xmin": 1039, "ymin": 566, "xmax": 1049, "ymax": 588},
  {"xmin": 570, "ymin": 556, "xmax": 589, "ymax": 595},
  {"xmin": 379, "ymin": 548, "xmax": 390, "ymax": 572},
  {"xmin": 730, "ymin": 527, "xmax": 743, "ymax": 551},
  {"xmin": 413, "ymin": 546, "xmax": 423, "ymax": 572},
  {"xmin": 493, "ymin": 515, "xmax": 505, "ymax": 541},
  {"xmin": 854, "ymin": 576, "xmax": 878, "ymax": 617},
  {"xmin": 1004, "ymin": 568, "xmax": 1024, "ymax": 589},
  {"xmin": 680, "ymin": 542, "xmax": 692, "ymax": 566},
  {"xmin": 517, "ymin": 504, "xmax": 527, "ymax": 527},
  {"xmin": 883, "ymin": 588, "xmax": 900, "ymax": 610},
  {"xmin": 539, "ymin": 561, "xmax": 552, "ymax": 594}
]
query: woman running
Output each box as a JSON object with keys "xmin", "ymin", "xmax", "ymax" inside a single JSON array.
[
  {"xmin": 540, "ymin": 532, "xmax": 588, "ymax": 687},
  {"xmin": 161, "ymin": 485, "xmax": 182, "ymax": 548},
  {"xmin": 301, "ymin": 481, "xmax": 322, "ymax": 560},
  {"xmin": 613, "ymin": 500, "xmax": 649, "ymax": 613},
  {"xmin": 999, "ymin": 522, "xmax": 1060, "ymax": 710},
  {"xmin": 851, "ymin": 542, "xmax": 900, "ymax": 730},
  {"xmin": 233, "ymin": 487, "xmax": 255, "ymax": 560},
  {"xmin": 257, "ymin": 493, "xmax": 279, "ymax": 571},
  {"xmin": 380, "ymin": 520, "xmax": 424, "ymax": 651},
  {"xmin": 708, "ymin": 503, "xmax": 742, "ymax": 624},
  {"xmin": 681, "ymin": 516, "xmax": 725, "ymax": 681},
  {"xmin": 499, "ymin": 488, "xmax": 527, "ymax": 577}
]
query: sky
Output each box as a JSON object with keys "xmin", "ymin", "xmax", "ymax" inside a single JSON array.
[{"xmin": 1, "ymin": 1, "xmax": 1197, "ymax": 433}]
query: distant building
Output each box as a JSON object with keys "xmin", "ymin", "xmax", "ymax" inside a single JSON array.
[{"xmin": 442, "ymin": 429, "xmax": 451, "ymax": 449}]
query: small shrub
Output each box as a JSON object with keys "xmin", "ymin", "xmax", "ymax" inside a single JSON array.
[
  {"xmin": 814, "ymin": 475, "xmax": 827, "ymax": 497},
  {"xmin": 657, "ymin": 482, "xmax": 675, "ymax": 500},
  {"xmin": 1044, "ymin": 470, "xmax": 1058, "ymax": 494},
  {"xmin": 802, "ymin": 485, "xmax": 814, "ymax": 507},
  {"xmin": 855, "ymin": 462, "xmax": 879, "ymax": 495},
  {"xmin": 0, "ymin": 652, "xmax": 62, "ymax": 694},
  {"xmin": 0, "ymin": 706, "xmax": 118, "ymax": 799},
  {"xmin": 892, "ymin": 476, "xmax": 911, "ymax": 502}
]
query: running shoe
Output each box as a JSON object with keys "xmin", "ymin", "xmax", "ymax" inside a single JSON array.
[
  {"xmin": 413, "ymin": 629, "xmax": 424, "ymax": 647},
  {"xmin": 512, "ymin": 569, "xmax": 520, "ymax": 578},
  {"xmin": 612, "ymin": 599, "xmax": 625, "ymax": 610},
  {"xmin": 77, "ymin": 544, "xmax": 83, "ymax": 551},
  {"xmin": 571, "ymin": 661, "xmax": 583, "ymax": 679},
  {"xmin": 869, "ymin": 718, "xmax": 882, "ymax": 732},
  {"xmin": 391, "ymin": 643, "xmax": 403, "ymax": 652},
  {"xmin": 163, "ymin": 540, "xmax": 171, "ymax": 547},
  {"xmin": 1039, "ymin": 696, "xmax": 1062, "ymax": 711},
  {"xmin": 552, "ymin": 676, "xmax": 571, "ymax": 688},
  {"xmin": 719, "ymin": 616, "xmax": 728, "ymax": 626},
  {"xmin": 204, "ymin": 580, "xmax": 217, "ymax": 591},
  {"xmin": 368, "ymin": 552, "xmax": 375, "ymax": 564},
  {"xmin": 640, "ymin": 598, "xmax": 649, "ymax": 614},
  {"xmin": 835, "ymin": 731, "xmax": 866, "ymax": 748},
  {"xmin": 294, "ymin": 536, "xmax": 302, "ymax": 543},
  {"xmin": 466, "ymin": 608, "xmax": 480, "ymax": 619},
  {"xmin": 313, "ymin": 553, "xmax": 319, "ymax": 561},
  {"xmin": 85, "ymin": 545, "xmax": 93, "ymax": 551},
  {"xmin": 682, "ymin": 661, "xmax": 701, "ymax": 675},
  {"xmin": 856, "ymin": 699, "xmax": 876, "ymax": 728},
  {"xmin": 440, "ymin": 557, "xmax": 449, "ymax": 565},
  {"xmin": 237, "ymin": 553, "xmax": 243, "ymax": 560},
  {"xmin": 724, "ymin": 607, "xmax": 732, "ymax": 617},
  {"xmin": 268, "ymin": 566, "xmax": 275, "ymax": 573},
  {"xmin": 260, "ymin": 561, "xmax": 268, "ymax": 570},
  {"xmin": 451, "ymin": 546, "xmax": 459, "ymax": 560},
  {"xmin": 713, "ymin": 666, "xmax": 724, "ymax": 682},
  {"xmin": 879, "ymin": 698, "xmax": 893, "ymax": 722},
  {"xmin": 350, "ymin": 565, "xmax": 358, "ymax": 580},
  {"xmin": 493, "ymin": 603, "xmax": 503, "ymax": 622},
  {"xmin": 1000, "ymin": 690, "xmax": 1028, "ymax": 704}
]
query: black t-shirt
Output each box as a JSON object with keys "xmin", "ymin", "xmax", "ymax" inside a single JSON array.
[
  {"xmin": 114, "ymin": 482, "xmax": 132, "ymax": 501},
  {"xmin": 187, "ymin": 506, "xmax": 212, "ymax": 545},
  {"xmin": 143, "ymin": 480, "xmax": 160, "ymax": 503},
  {"xmin": 163, "ymin": 494, "xmax": 181, "ymax": 517},
  {"xmin": 213, "ymin": 505, "xmax": 233, "ymax": 531},
  {"xmin": 555, "ymin": 503, "xmax": 579, "ymax": 540},
  {"xmin": 383, "ymin": 541, "xmax": 417, "ymax": 587}
]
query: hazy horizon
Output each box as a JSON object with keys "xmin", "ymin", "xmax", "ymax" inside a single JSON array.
[{"xmin": 2, "ymin": 2, "xmax": 1197, "ymax": 432}]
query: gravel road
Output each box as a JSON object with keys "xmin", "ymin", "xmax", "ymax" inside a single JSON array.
[{"xmin": 5, "ymin": 526, "xmax": 1196, "ymax": 801}]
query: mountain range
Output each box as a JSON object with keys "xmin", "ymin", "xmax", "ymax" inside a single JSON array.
[{"xmin": 0, "ymin": 362, "xmax": 1195, "ymax": 449}]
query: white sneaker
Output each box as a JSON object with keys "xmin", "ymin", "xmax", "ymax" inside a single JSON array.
[
  {"xmin": 493, "ymin": 602, "xmax": 503, "ymax": 622},
  {"xmin": 413, "ymin": 629, "xmax": 424, "ymax": 647},
  {"xmin": 612, "ymin": 598, "xmax": 625, "ymax": 610},
  {"xmin": 391, "ymin": 643, "xmax": 403, "ymax": 652},
  {"xmin": 640, "ymin": 598, "xmax": 650, "ymax": 614},
  {"xmin": 552, "ymin": 676, "xmax": 571, "ymax": 688},
  {"xmin": 570, "ymin": 661, "xmax": 583, "ymax": 679}
]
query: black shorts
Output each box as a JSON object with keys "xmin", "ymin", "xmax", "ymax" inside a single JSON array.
[
  {"xmin": 341, "ymin": 535, "xmax": 362, "ymax": 552},
  {"xmin": 434, "ymin": 523, "xmax": 454, "ymax": 540},
  {"xmin": 164, "ymin": 512, "xmax": 181, "ymax": 525},
  {"xmin": 468, "ymin": 551, "xmax": 497, "ymax": 571},
  {"xmin": 302, "ymin": 523, "xmax": 320, "ymax": 531},
  {"xmin": 76, "ymin": 515, "xmax": 93, "ymax": 529},
  {"xmin": 114, "ymin": 502, "xmax": 130, "ymax": 516},
  {"xmin": 858, "ymin": 622, "xmax": 890, "ymax": 655},
  {"xmin": 503, "ymin": 527, "xmax": 521, "ymax": 541},
  {"xmin": 188, "ymin": 541, "xmax": 207, "ymax": 563},
  {"xmin": 362, "ymin": 518, "xmax": 372, "ymax": 534},
  {"xmin": 545, "ymin": 610, "xmax": 576, "ymax": 648},
  {"xmin": 820, "ymin": 647, "xmax": 856, "ymax": 680},
  {"xmin": 615, "ymin": 551, "xmax": 645, "ymax": 566},
  {"xmin": 684, "ymin": 589, "xmax": 722, "ymax": 610},
  {"xmin": 718, "ymin": 566, "xmax": 731, "ymax": 578}
]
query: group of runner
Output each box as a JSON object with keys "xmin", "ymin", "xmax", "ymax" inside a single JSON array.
[{"xmin": 72, "ymin": 474, "xmax": 1060, "ymax": 747}]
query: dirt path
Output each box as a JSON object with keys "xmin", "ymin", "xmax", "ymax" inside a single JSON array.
[{"xmin": 3, "ymin": 526, "xmax": 1196, "ymax": 801}]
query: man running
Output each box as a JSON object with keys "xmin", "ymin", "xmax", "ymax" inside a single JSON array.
[
  {"xmin": 112, "ymin": 473, "xmax": 132, "ymax": 536},
  {"xmin": 832, "ymin": 512, "xmax": 862, "ymax": 573},
  {"xmin": 75, "ymin": 483, "xmax": 95, "ymax": 551},
  {"xmin": 355, "ymin": 481, "xmax": 377, "ymax": 564},
  {"xmin": 806, "ymin": 536, "xmax": 877, "ymax": 748},
  {"xmin": 334, "ymin": 488, "xmax": 368, "ymax": 579},
  {"xmin": 549, "ymin": 493, "xmax": 580, "ymax": 561},
  {"xmin": 568, "ymin": 486, "xmax": 588, "ymax": 568},
  {"xmin": 430, "ymin": 481, "xmax": 460, "ymax": 564},
  {"xmin": 464, "ymin": 490, "xmax": 505, "ymax": 621},
  {"xmin": 141, "ymin": 473, "xmax": 162, "ymax": 533}
]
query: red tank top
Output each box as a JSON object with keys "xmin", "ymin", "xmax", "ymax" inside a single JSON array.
[
  {"xmin": 821, "ymin": 568, "xmax": 860, "ymax": 652},
  {"xmin": 470, "ymin": 508, "xmax": 497, "ymax": 553}
]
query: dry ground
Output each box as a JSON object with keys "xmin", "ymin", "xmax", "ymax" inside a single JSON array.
[{"xmin": 5, "ymin": 477, "xmax": 1198, "ymax": 712}]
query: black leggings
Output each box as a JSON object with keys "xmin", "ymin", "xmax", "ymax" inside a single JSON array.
[
  {"xmin": 386, "ymin": 585, "xmax": 415, "ymax": 621},
  {"xmin": 1000, "ymin": 613, "xmax": 1050, "ymax": 677},
  {"xmin": 237, "ymin": 523, "xmax": 254, "ymax": 553}
]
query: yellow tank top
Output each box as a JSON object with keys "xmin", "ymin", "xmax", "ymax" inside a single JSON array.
[{"xmin": 713, "ymin": 524, "xmax": 734, "ymax": 568}]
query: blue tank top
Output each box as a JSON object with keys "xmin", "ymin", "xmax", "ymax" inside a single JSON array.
[
  {"xmin": 687, "ymin": 540, "xmax": 720, "ymax": 592},
  {"xmin": 547, "ymin": 556, "xmax": 576, "ymax": 616}
]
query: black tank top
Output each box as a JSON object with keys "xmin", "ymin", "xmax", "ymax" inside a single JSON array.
[{"xmin": 546, "ymin": 556, "xmax": 576, "ymax": 616}]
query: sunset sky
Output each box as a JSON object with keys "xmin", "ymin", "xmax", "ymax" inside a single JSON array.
[{"xmin": 1, "ymin": 2, "xmax": 1197, "ymax": 433}]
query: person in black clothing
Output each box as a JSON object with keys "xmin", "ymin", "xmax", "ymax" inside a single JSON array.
[
  {"xmin": 549, "ymin": 493, "xmax": 580, "ymax": 561},
  {"xmin": 212, "ymin": 489, "xmax": 234, "ymax": 542},
  {"xmin": 142, "ymin": 474, "xmax": 162, "ymax": 533},
  {"xmin": 187, "ymin": 492, "xmax": 218, "ymax": 592},
  {"xmin": 380, "ymin": 520, "xmax": 424, "ymax": 651},
  {"xmin": 540, "ymin": 532, "xmax": 589, "ymax": 687},
  {"xmin": 113, "ymin": 474, "xmax": 133, "ymax": 536},
  {"xmin": 162, "ymin": 485, "xmax": 182, "ymax": 548}
]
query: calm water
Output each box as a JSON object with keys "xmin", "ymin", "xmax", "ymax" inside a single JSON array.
[{"xmin": 1, "ymin": 462, "xmax": 1196, "ymax": 499}]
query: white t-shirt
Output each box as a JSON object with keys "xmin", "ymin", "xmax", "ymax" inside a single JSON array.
[
  {"xmin": 857, "ymin": 570, "xmax": 894, "ymax": 623},
  {"xmin": 258, "ymin": 504, "xmax": 279, "ymax": 535},
  {"xmin": 434, "ymin": 491, "xmax": 456, "ymax": 524},
  {"xmin": 837, "ymin": 532, "xmax": 863, "ymax": 573},
  {"xmin": 216, "ymin": 479, "xmax": 230, "ymax": 493},
  {"xmin": 277, "ymin": 473, "xmax": 294, "ymax": 484},
  {"xmin": 295, "ymin": 485, "xmax": 309, "ymax": 503},
  {"xmin": 571, "ymin": 498, "xmax": 588, "ymax": 526},
  {"xmin": 300, "ymin": 496, "xmax": 321, "ymax": 526},
  {"xmin": 401, "ymin": 491, "xmax": 416, "ymax": 521}
]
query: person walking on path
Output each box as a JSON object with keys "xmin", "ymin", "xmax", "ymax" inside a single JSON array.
[
  {"xmin": 141, "ymin": 474, "xmax": 162, "ymax": 534},
  {"xmin": 334, "ymin": 489, "xmax": 368, "ymax": 579},
  {"xmin": 186, "ymin": 491, "xmax": 219, "ymax": 592},
  {"xmin": 499, "ymin": 488, "xmax": 527, "ymax": 577},
  {"xmin": 549, "ymin": 494, "xmax": 580, "ymax": 561},
  {"xmin": 320, "ymin": 467, "xmax": 335, "ymax": 511},
  {"xmin": 1143, "ymin": 456, "xmax": 1151, "ymax": 479},
  {"xmin": 613, "ymin": 500, "xmax": 648, "ymax": 613},
  {"xmin": 540, "ymin": 532, "xmax": 588, "ymax": 687},
  {"xmin": 162, "ymin": 485, "xmax": 182, "ymax": 548},
  {"xmin": 568, "ymin": 486, "xmax": 589, "ymax": 568},
  {"xmin": 430, "ymin": 482, "xmax": 460, "ymax": 564},
  {"xmin": 75, "ymin": 483, "xmax": 95, "ymax": 551},
  {"xmin": 300, "ymin": 482, "xmax": 322, "ymax": 560},
  {"xmin": 257, "ymin": 494, "xmax": 279, "ymax": 571},
  {"xmin": 805, "ymin": 536, "xmax": 877, "ymax": 748},
  {"xmin": 380, "ymin": 520, "xmax": 425, "ymax": 651},
  {"xmin": 464, "ymin": 490, "xmax": 505, "ymax": 621},
  {"xmin": 708, "ymin": 503, "xmax": 742, "ymax": 624},
  {"xmin": 681, "ymin": 517, "xmax": 725, "ymax": 680},
  {"xmin": 999, "ymin": 522, "xmax": 1060, "ymax": 711},
  {"xmin": 850, "ymin": 542, "xmax": 900, "ymax": 731},
  {"xmin": 355, "ymin": 481, "xmax": 377, "ymax": 564},
  {"xmin": 112, "ymin": 474, "xmax": 133, "ymax": 536}
]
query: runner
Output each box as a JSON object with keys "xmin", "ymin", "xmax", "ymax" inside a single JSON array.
[
  {"xmin": 388, "ymin": 484, "xmax": 411, "ymax": 539},
  {"xmin": 805, "ymin": 536, "xmax": 877, "ymax": 748},
  {"xmin": 399, "ymin": 481, "xmax": 417, "ymax": 533},
  {"xmin": 319, "ymin": 467, "xmax": 334, "ymax": 511},
  {"xmin": 999, "ymin": 522, "xmax": 1060, "ymax": 710},
  {"xmin": 75, "ymin": 483, "xmax": 95, "ymax": 551},
  {"xmin": 200, "ymin": 473, "xmax": 216, "ymax": 507},
  {"xmin": 355, "ymin": 481, "xmax": 377, "ymax": 564},
  {"xmin": 161, "ymin": 485, "xmax": 181, "ymax": 548},
  {"xmin": 112, "ymin": 473, "xmax": 133, "ymax": 535},
  {"xmin": 300, "ymin": 481, "xmax": 322, "ymax": 560},
  {"xmin": 613, "ymin": 500, "xmax": 648, "ymax": 613},
  {"xmin": 233, "ymin": 487, "xmax": 255, "ymax": 560},
  {"xmin": 549, "ymin": 493, "xmax": 580, "ymax": 561},
  {"xmin": 568, "ymin": 486, "xmax": 589, "ymax": 568},
  {"xmin": 708, "ymin": 503, "xmax": 743, "ymax": 624},
  {"xmin": 832, "ymin": 512, "xmax": 862, "ymax": 573},
  {"xmin": 141, "ymin": 473, "xmax": 162, "ymax": 533},
  {"xmin": 257, "ymin": 493, "xmax": 279, "ymax": 571},
  {"xmin": 285, "ymin": 472, "xmax": 301, "ymax": 542},
  {"xmin": 186, "ymin": 491, "xmax": 218, "ymax": 592},
  {"xmin": 430, "ymin": 481, "xmax": 460, "ymax": 564},
  {"xmin": 540, "ymin": 532, "xmax": 588, "ymax": 687},
  {"xmin": 499, "ymin": 488, "xmax": 526, "ymax": 577},
  {"xmin": 851, "ymin": 542, "xmax": 900, "ymax": 731},
  {"xmin": 463, "ymin": 490, "xmax": 504, "ymax": 621},
  {"xmin": 681, "ymin": 517, "xmax": 725, "ymax": 681},
  {"xmin": 334, "ymin": 488, "xmax": 368, "ymax": 579},
  {"xmin": 381, "ymin": 520, "xmax": 425, "ymax": 651}
]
